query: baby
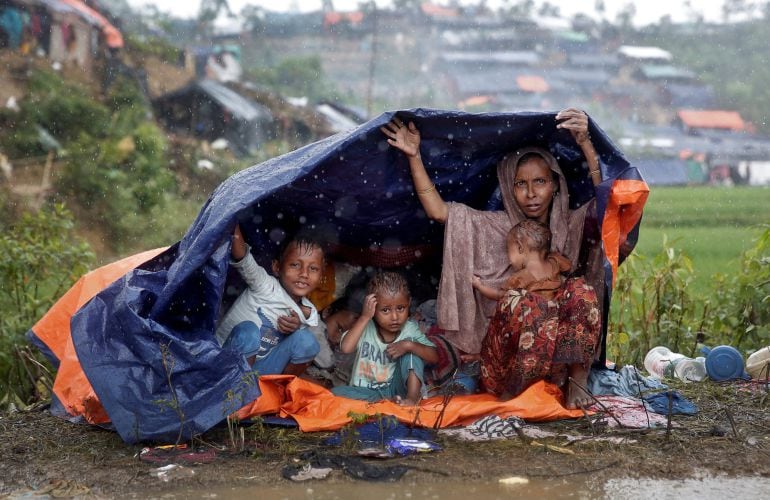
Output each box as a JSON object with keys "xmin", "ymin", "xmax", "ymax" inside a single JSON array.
[{"xmin": 472, "ymin": 219, "xmax": 571, "ymax": 301}]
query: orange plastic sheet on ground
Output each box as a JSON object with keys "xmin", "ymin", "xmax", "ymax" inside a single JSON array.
[
  {"xmin": 31, "ymin": 248, "xmax": 167, "ymax": 423},
  {"xmin": 237, "ymin": 375, "xmax": 584, "ymax": 432}
]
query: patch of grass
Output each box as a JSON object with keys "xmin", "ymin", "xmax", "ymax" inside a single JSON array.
[
  {"xmin": 640, "ymin": 186, "xmax": 770, "ymax": 228},
  {"xmin": 633, "ymin": 186, "xmax": 770, "ymax": 295}
]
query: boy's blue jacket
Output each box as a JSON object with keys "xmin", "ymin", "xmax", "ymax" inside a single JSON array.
[{"xmin": 28, "ymin": 108, "xmax": 647, "ymax": 443}]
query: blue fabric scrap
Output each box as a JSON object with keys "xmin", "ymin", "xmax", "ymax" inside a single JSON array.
[{"xmin": 643, "ymin": 391, "xmax": 698, "ymax": 415}]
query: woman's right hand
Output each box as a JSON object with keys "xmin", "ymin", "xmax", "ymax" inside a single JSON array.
[{"xmin": 381, "ymin": 117, "xmax": 420, "ymax": 158}]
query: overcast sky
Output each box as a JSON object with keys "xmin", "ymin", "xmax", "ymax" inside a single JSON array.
[{"xmin": 126, "ymin": 0, "xmax": 729, "ymax": 27}]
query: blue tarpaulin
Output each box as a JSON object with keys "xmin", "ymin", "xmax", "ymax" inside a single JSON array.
[{"xmin": 56, "ymin": 108, "xmax": 644, "ymax": 443}]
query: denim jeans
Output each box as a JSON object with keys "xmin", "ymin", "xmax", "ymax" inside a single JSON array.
[{"xmin": 223, "ymin": 320, "xmax": 320, "ymax": 375}]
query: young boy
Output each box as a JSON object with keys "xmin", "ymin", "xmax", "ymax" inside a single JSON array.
[
  {"xmin": 472, "ymin": 219, "xmax": 571, "ymax": 301},
  {"xmin": 332, "ymin": 271, "xmax": 438, "ymax": 406},
  {"xmin": 216, "ymin": 224, "xmax": 323, "ymax": 376}
]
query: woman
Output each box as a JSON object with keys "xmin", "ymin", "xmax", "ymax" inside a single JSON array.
[{"xmin": 381, "ymin": 108, "xmax": 603, "ymax": 409}]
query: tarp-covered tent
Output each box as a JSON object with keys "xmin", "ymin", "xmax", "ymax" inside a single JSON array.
[
  {"xmin": 153, "ymin": 79, "xmax": 274, "ymax": 157},
  {"xmin": 28, "ymin": 109, "xmax": 648, "ymax": 443}
]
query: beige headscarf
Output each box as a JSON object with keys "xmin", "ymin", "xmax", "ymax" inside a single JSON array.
[{"xmin": 436, "ymin": 147, "xmax": 592, "ymax": 354}]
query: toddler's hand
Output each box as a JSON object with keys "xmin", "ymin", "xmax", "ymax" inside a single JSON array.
[
  {"xmin": 277, "ymin": 309, "xmax": 301, "ymax": 334},
  {"xmin": 385, "ymin": 340, "xmax": 411, "ymax": 359},
  {"xmin": 361, "ymin": 293, "xmax": 378, "ymax": 320},
  {"xmin": 471, "ymin": 275, "xmax": 482, "ymax": 289}
]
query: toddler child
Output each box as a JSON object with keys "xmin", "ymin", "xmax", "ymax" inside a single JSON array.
[
  {"xmin": 331, "ymin": 271, "xmax": 438, "ymax": 406},
  {"xmin": 216, "ymin": 224, "xmax": 323, "ymax": 376},
  {"xmin": 472, "ymin": 219, "xmax": 571, "ymax": 301}
]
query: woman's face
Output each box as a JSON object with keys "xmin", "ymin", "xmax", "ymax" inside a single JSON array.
[{"xmin": 512, "ymin": 157, "xmax": 556, "ymax": 223}]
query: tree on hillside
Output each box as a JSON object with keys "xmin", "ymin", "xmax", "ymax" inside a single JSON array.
[{"xmin": 197, "ymin": 0, "xmax": 233, "ymax": 35}]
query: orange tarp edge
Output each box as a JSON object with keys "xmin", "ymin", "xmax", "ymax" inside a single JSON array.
[
  {"xmin": 32, "ymin": 247, "xmax": 167, "ymax": 423},
  {"xmin": 237, "ymin": 376, "xmax": 584, "ymax": 431},
  {"xmin": 601, "ymin": 179, "xmax": 650, "ymax": 285}
]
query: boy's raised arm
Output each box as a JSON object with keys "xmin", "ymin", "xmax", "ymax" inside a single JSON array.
[
  {"xmin": 231, "ymin": 224, "xmax": 247, "ymax": 261},
  {"xmin": 339, "ymin": 294, "xmax": 377, "ymax": 354}
]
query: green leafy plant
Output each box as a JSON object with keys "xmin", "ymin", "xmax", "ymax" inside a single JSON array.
[
  {"xmin": 609, "ymin": 236, "xmax": 700, "ymax": 365},
  {"xmin": 609, "ymin": 227, "xmax": 770, "ymax": 366},
  {"xmin": 0, "ymin": 204, "xmax": 94, "ymax": 407},
  {"xmin": 704, "ymin": 225, "xmax": 770, "ymax": 352}
]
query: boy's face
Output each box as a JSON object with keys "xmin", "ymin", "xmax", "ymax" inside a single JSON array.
[
  {"xmin": 372, "ymin": 290, "xmax": 410, "ymax": 336},
  {"xmin": 272, "ymin": 242, "xmax": 324, "ymax": 302},
  {"xmin": 507, "ymin": 237, "xmax": 527, "ymax": 271}
]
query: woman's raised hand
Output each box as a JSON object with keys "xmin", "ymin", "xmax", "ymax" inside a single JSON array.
[
  {"xmin": 381, "ymin": 117, "xmax": 421, "ymax": 158},
  {"xmin": 556, "ymin": 108, "xmax": 590, "ymax": 146}
]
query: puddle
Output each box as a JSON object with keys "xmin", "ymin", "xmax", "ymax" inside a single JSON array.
[{"xmin": 164, "ymin": 475, "xmax": 770, "ymax": 500}]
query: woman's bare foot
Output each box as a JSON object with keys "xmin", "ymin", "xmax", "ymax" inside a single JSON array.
[{"xmin": 565, "ymin": 364, "xmax": 593, "ymax": 409}]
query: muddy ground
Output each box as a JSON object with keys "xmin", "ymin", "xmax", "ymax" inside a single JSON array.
[{"xmin": 1, "ymin": 380, "xmax": 769, "ymax": 498}]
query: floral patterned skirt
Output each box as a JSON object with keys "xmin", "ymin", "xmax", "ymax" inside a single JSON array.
[{"xmin": 479, "ymin": 277, "xmax": 601, "ymax": 397}]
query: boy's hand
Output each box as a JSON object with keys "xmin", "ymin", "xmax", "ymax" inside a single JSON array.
[
  {"xmin": 277, "ymin": 309, "xmax": 301, "ymax": 334},
  {"xmin": 385, "ymin": 340, "xmax": 412, "ymax": 359},
  {"xmin": 471, "ymin": 275, "xmax": 482, "ymax": 289},
  {"xmin": 361, "ymin": 293, "xmax": 377, "ymax": 320},
  {"xmin": 231, "ymin": 223, "xmax": 247, "ymax": 261}
]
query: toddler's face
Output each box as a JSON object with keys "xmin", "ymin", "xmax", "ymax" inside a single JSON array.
[
  {"xmin": 372, "ymin": 291, "xmax": 410, "ymax": 336},
  {"xmin": 273, "ymin": 243, "xmax": 324, "ymax": 302}
]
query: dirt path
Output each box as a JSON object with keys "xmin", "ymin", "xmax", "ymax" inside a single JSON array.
[{"xmin": 1, "ymin": 381, "xmax": 769, "ymax": 498}]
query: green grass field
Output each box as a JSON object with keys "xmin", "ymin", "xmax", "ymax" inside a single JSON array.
[{"xmin": 631, "ymin": 186, "xmax": 770, "ymax": 293}]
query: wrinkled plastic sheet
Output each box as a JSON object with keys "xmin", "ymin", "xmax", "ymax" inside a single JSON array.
[{"xmin": 66, "ymin": 108, "xmax": 644, "ymax": 443}]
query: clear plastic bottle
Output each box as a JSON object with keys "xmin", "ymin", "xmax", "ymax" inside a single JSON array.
[
  {"xmin": 671, "ymin": 357, "xmax": 707, "ymax": 383},
  {"xmin": 644, "ymin": 346, "xmax": 685, "ymax": 379}
]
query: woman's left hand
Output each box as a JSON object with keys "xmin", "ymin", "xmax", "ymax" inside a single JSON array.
[{"xmin": 556, "ymin": 108, "xmax": 590, "ymax": 145}]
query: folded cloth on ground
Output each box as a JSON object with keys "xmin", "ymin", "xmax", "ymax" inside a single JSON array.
[
  {"xmin": 588, "ymin": 365, "xmax": 667, "ymax": 398},
  {"xmin": 439, "ymin": 415, "xmax": 558, "ymax": 441},
  {"xmin": 642, "ymin": 390, "xmax": 698, "ymax": 415}
]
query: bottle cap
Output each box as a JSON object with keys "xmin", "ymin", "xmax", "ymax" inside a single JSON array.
[{"xmin": 704, "ymin": 345, "xmax": 747, "ymax": 381}]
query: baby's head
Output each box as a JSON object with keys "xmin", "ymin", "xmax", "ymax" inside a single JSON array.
[
  {"xmin": 367, "ymin": 271, "xmax": 411, "ymax": 336},
  {"xmin": 272, "ymin": 235, "xmax": 325, "ymax": 302},
  {"xmin": 506, "ymin": 219, "xmax": 551, "ymax": 269}
]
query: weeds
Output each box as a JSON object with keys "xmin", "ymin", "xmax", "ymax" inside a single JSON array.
[
  {"xmin": 0, "ymin": 204, "xmax": 93, "ymax": 408},
  {"xmin": 610, "ymin": 226, "xmax": 770, "ymax": 366}
]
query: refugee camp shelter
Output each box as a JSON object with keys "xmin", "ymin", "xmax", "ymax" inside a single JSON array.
[
  {"xmin": 27, "ymin": 109, "xmax": 648, "ymax": 444},
  {"xmin": 13, "ymin": 0, "xmax": 123, "ymax": 71},
  {"xmin": 153, "ymin": 79, "xmax": 274, "ymax": 156},
  {"xmin": 631, "ymin": 157, "xmax": 690, "ymax": 185}
]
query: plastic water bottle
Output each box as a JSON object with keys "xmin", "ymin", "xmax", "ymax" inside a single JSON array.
[
  {"xmin": 644, "ymin": 346, "xmax": 685, "ymax": 379},
  {"xmin": 671, "ymin": 356, "xmax": 707, "ymax": 382}
]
